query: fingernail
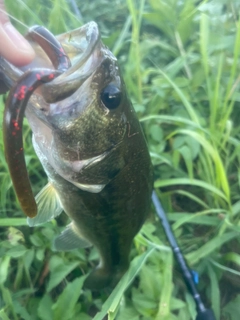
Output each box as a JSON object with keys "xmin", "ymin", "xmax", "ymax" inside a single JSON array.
[{"xmin": 3, "ymin": 22, "xmax": 34, "ymax": 54}]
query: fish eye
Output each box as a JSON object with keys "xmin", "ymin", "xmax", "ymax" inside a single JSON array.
[{"xmin": 101, "ymin": 84, "xmax": 122, "ymax": 110}]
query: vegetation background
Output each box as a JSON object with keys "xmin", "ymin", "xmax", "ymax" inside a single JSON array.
[{"xmin": 0, "ymin": 0, "xmax": 240, "ymax": 319}]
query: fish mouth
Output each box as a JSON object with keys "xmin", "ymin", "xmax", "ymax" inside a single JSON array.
[
  {"xmin": 41, "ymin": 21, "xmax": 102, "ymax": 103},
  {"xmin": 0, "ymin": 22, "xmax": 102, "ymax": 103}
]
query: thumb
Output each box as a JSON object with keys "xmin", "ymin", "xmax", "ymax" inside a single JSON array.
[{"xmin": 0, "ymin": 1, "xmax": 35, "ymax": 66}]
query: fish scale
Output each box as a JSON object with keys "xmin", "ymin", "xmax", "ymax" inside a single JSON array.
[{"xmin": 0, "ymin": 22, "xmax": 153, "ymax": 289}]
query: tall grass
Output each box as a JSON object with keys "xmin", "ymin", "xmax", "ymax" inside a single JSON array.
[{"xmin": 1, "ymin": 0, "xmax": 240, "ymax": 319}]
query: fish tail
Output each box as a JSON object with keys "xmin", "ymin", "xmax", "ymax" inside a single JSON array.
[{"xmin": 84, "ymin": 266, "xmax": 127, "ymax": 290}]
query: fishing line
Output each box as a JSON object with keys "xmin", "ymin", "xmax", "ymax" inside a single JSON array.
[
  {"xmin": 68, "ymin": 0, "xmax": 83, "ymax": 20},
  {"xmin": 0, "ymin": 8, "xmax": 67, "ymax": 54},
  {"xmin": 152, "ymin": 191, "xmax": 216, "ymax": 320}
]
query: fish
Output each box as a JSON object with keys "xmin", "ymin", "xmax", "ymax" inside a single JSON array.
[{"xmin": 0, "ymin": 22, "xmax": 153, "ymax": 289}]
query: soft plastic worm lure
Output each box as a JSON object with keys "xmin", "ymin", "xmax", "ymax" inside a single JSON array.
[
  {"xmin": 3, "ymin": 26, "xmax": 71, "ymax": 217},
  {"xmin": 27, "ymin": 25, "xmax": 70, "ymax": 72}
]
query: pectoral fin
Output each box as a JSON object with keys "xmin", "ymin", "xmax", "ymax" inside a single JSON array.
[
  {"xmin": 27, "ymin": 182, "xmax": 63, "ymax": 227},
  {"xmin": 53, "ymin": 222, "xmax": 92, "ymax": 251}
]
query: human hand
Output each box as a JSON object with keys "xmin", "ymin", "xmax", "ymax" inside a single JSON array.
[{"xmin": 0, "ymin": 0, "xmax": 35, "ymax": 66}]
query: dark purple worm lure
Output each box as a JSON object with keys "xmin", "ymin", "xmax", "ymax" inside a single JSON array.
[
  {"xmin": 3, "ymin": 26, "xmax": 71, "ymax": 217},
  {"xmin": 27, "ymin": 25, "xmax": 70, "ymax": 72},
  {"xmin": 3, "ymin": 70, "xmax": 60, "ymax": 217}
]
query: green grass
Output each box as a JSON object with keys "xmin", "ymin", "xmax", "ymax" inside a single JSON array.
[{"xmin": 1, "ymin": 0, "xmax": 240, "ymax": 319}]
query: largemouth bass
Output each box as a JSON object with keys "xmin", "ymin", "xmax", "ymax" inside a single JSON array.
[{"xmin": 0, "ymin": 22, "xmax": 153, "ymax": 289}]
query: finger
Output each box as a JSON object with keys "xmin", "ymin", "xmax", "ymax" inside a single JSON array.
[{"xmin": 0, "ymin": 1, "xmax": 35, "ymax": 66}]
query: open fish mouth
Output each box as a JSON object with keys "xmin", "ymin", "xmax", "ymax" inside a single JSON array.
[
  {"xmin": 37, "ymin": 21, "xmax": 102, "ymax": 103},
  {"xmin": 1, "ymin": 22, "xmax": 102, "ymax": 103}
]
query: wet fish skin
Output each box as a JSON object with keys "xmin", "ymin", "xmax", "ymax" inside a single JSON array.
[
  {"xmin": 30, "ymin": 70, "xmax": 153, "ymax": 288},
  {"xmin": 1, "ymin": 22, "xmax": 153, "ymax": 289}
]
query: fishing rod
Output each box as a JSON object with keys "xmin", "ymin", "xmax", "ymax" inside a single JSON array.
[{"xmin": 152, "ymin": 191, "xmax": 216, "ymax": 320}]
